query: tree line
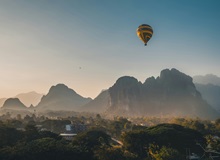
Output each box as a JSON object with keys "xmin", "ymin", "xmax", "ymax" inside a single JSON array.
[{"xmin": 0, "ymin": 112, "xmax": 220, "ymax": 159}]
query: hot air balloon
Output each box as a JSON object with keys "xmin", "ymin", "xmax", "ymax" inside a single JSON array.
[{"xmin": 136, "ymin": 24, "xmax": 153, "ymax": 46}]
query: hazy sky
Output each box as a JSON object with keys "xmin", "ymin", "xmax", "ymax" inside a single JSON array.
[{"xmin": 0, "ymin": 0, "xmax": 220, "ymax": 98}]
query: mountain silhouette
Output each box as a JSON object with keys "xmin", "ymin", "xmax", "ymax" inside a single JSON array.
[
  {"xmin": 193, "ymin": 74, "xmax": 220, "ymax": 86},
  {"xmin": 15, "ymin": 91, "xmax": 43, "ymax": 107},
  {"xmin": 1, "ymin": 69, "xmax": 218, "ymax": 120},
  {"xmin": 83, "ymin": 68, "xmax": 219, "ymax": 119},
  {"xmin": 36, "ymin": 83, "xmax": 92, "ymax": 111},
  {"xmin": 0, "ymin": 98, "xmax": 7, "ymax": 108},
  {"xmin": 193, "ymin": 74, "xmax": 220, "ymax": 113},
  {"xmin": 1, "ymin": 98, "xmax": 27, "ymax": 110},
  {"xmin": 195, "ymin": 83, "xmax": 220, "ymax": 112},
  {"xmin": 0, "ymin": 91, "xmax": 43, "ymax": 108},
  {"xmin": 80, "ymin": 90, "xmax": 110, "ymax": 113}
]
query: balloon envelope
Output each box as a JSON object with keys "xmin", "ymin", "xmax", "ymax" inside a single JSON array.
[{"xmin": 136, "ymin": 24, "xmax": 153, "ymax": 46}]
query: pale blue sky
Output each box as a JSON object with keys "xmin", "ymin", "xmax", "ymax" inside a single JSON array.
[{"xmin": 0, "ymin": 0, "xmax": 220, "ymax": 98}]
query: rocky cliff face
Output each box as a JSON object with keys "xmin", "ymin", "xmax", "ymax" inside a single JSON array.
[
  {"xmin": 141, "ymin": 69, "xmax": 215, "ymax": 118},
  {"xmin": 88, "ymin": 68, "xmax": 218, "ymax": 119},
  {"xmin": 108, "ymin": 76, "xmax": 142, "ymax": 115},
  {"xmin": 36, "ymin": 84, "xmax": 92, "ymax": 111}
]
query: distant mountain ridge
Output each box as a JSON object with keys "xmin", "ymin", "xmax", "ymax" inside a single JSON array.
[
  {"xmin": 193, "ymin": 74, "xmax": 220, "ymax": 112},
  {"xmin": 0, "ymin": 91, "xmax": 43, "ymax": 108},
  {"xmin": 195, "ymin": 83, "xmax": 220, "ymax": 112},
  {"xmin": 193, "ymin": 74, "xmax": 220, "ymax": 86},
  {"xmin": 15, "ymin": 91, "xmax": 43, "ymax": 107}
]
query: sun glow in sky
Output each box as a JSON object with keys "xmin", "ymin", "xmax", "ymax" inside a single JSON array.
[{"xmin": 0, "ymin": 0, "xmax": 220, "ymax": 98}]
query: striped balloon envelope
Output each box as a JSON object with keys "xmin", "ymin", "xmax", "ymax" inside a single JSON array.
[{"xmin": 136, "ymin": 24, "xmax": 153, "ymax": 46}]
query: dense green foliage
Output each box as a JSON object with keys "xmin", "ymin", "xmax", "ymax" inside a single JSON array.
[
  {"xmin": 122, "ymin": 124, "xmax": 205, "ymax": 159},
  {"xmin": 0, "ymin": 112, "xmax": 220, "ymax": 159},
  {"xmin": 0, "ymin": 124, "xmax": 23, "ymax": 148}
]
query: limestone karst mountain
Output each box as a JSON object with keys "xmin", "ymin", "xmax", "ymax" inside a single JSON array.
[
  {"xmin": 80, "ymin": 90, "xmax": 110, "ymax": 113},
  {"xmin": 83, "ymin": 68, "xmax": 219, "ymax": 119},
  {"xmin": 1, "ymin": 69, "xmax": 219, "ymax": 120},
  {"xmin": 36, "ymin": 83, "xmax": 92, "ymax": 111},
  {"xmin": 1, "ymin": 98, "xmax": 27, "ymax": 110}
]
